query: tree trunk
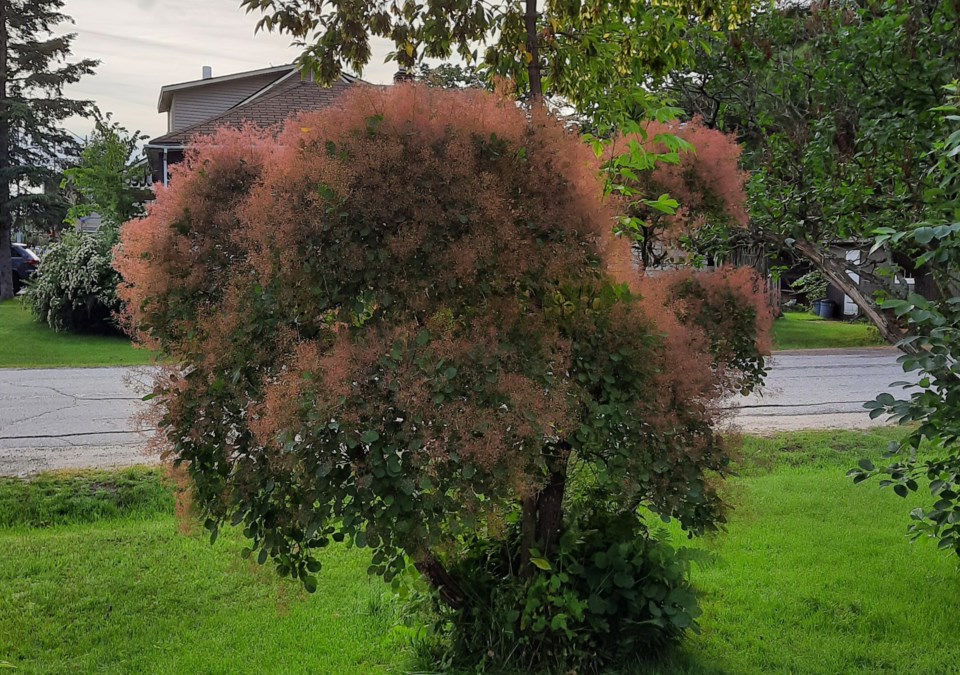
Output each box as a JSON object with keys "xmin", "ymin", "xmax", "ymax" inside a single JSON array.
[
  {"xmin": 791, "ymin": 239, "xmax": 920, "ymax": 355},
  {"xmin": 519, "ymin": 494, "xmax": 537, "ymax": 576},
  {"xmin": 534, "ymin": 443, "xmax": 570, "ymax": 558},
  {"xmin": 0, "ymin": 0, "xmax": 13, "ymax": 301},
  {"xmin": 524, "ymin": 0, "xmax": 542, "ymax": 99},
  {"xmin": 415, "ymin": 553, "xmax": 466, "ymax": 610},
  {"xmin": 520, "ymin": 442, "xmax": 570, "ymax": 575}
]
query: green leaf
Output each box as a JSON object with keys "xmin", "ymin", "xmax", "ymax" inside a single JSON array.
[
  {"xmin": 588, "ymin": 594, "xmax": 607, "ymax": 614},
  {"xmin": 530, "ymin": 557, "xmax": 552, "ymax": 571},
  {"xmin": 303, "ymin": 575, "xmax": 318, "ymax": 593},
  {"xmin": 361, "ymin": 430, "xmax": 380, "ymax": 444},
  {"xmin": 913, "ymin": 227, "xmax": 935, "ymax": 244}
]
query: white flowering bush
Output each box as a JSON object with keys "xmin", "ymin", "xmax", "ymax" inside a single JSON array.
[{"xmin": 24, "ymin": 229, "xmax": 122, "ymax": 333}]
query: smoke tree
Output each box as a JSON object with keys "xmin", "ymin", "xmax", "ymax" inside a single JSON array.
[
  {"xmin": 612, "ymin": 117, "xmax": 749, "ymax": 268},
  {"xmin": 117, "ymin": 85, "xmax": 770, "ymax": 668}
]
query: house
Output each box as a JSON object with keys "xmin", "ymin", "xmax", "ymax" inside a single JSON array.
[
  {"xmin": 77, "ymin": 213, "xmax": 102, "ymax": 234},
  {"xmin": 144, "ymin": 64, "xmax": 359, "ymax": 185}
]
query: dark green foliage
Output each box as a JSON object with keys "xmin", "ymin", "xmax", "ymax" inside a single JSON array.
[
  {"xmin": 670, "ymin": 0, "xmax": 960, "ymax": 343},
  {"xmin": 0, "ymin": 467, "xmax": 173, "ymax": 528},
  {"xmin": 849, "ymin": 85, "xmax": 960, "ymax": 557},
  {"xmin": 0, "ymin": 0, "xmax": 97, "ymax": 299},
  {"xmin": 24, "ymin": 228, "xmax": 122, "ymax": 333},
  {"xmin": 419, "ymin": 506, "xmax": 704, "ymax": 673}
]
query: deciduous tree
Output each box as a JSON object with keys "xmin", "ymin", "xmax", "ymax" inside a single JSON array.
[
  {"xmin": 116, "ymin": 86, "xmax": 771, "ymax": 669},
  {"xmin": 61, "ymin": 114, "xmax": 149, "ymax": 235},
  {"xmin": 669, "ymin": 0, "xmax": 959, "ymax": 347},
  {"xmin": 850, "ymin": 84, "xmax": 960, "ymax": 558}
]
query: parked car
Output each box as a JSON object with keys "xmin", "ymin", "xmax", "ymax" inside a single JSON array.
[{"xmin": 11, "ymin": 244, "xmax": 40, "ymax": 293}]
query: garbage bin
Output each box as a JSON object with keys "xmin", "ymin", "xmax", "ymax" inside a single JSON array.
[
  {"xmin": 812, "ymin": 299, "xmax": 823, "ymax": 315},
  {"xmin": 817, "ymin": 299, "xmax": 836, "ymax": 319}
]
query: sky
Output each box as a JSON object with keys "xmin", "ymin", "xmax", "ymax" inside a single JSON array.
[{"xmin": 61, "ymin": 0, "xmax": 397, "ymax": 142}]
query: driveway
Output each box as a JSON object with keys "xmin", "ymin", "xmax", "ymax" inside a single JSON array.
[{"xmin": 0, "ymin": 348, "xmax": 918, "ymax": 476}]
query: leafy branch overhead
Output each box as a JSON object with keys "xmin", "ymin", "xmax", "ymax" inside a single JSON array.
[
  {"xmin": 850, "ymin": 84, "xmax": 960, "ymax": 559},
  {"xmin": 240, "ymin": 0, "xmax": 754, "ymax": 161}
]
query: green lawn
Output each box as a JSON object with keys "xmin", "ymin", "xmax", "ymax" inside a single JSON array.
[
  {"xmin": 0, "ymin": 299, "xmax": 157, "ymax": 368},
  {"xmin": 0, "ymin": 469, "xmax": 405, "ymax": 673},
  {"xmin": 772, "ymin": 311, "xmax": 887, "ymax": 351},
  {"xmin": 2, "ymin": 430, "xmax": 959, "ymax": 673},
  {"xmin": 651, "ymin": 428, "xmax": 960, "ymax": 674}
]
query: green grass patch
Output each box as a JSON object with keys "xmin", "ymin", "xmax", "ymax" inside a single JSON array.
[
  {"xmin": 0, "ymin": 521, "xmax": 404, "ymax": 673},
  {"xmin": 2, "ymin": 429, "xmax": 959, "ymax": 673},
  {"xmin": 0, "ymin": 299, "xmax": 157, "ymax": 368},
  {"xmin": 772, "ymin": 311, "xmax": 887, "ymax": 350},
  {"xmin": 0, "ymin": 467, "xmax": 173, "ymax": 528},
  {"xmin": 647, "ymin": 429, "xmax": 960, "ymax": 674}
]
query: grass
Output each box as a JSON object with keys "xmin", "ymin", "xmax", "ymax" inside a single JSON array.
[
  {"xmin": 0, "ymin": 467, "xmax": 173, "ymax": 528},
  {"xmin": 0, "ymin": 299, "xmax": 157, "ymax": 368},
  {"xmin": 648, "ymin": 428, "xmax": 960, "ymax": 674},
  {"xmin": 2, "ymin": 429, "xmax": 959, "ymax": 673},
  {"xmin": 0, "ymin": 470, "xmax": 405, "ymax": 673},
  {"xmin": 772, "ymin": 311, "xmax": 887, "ymax": 351}
]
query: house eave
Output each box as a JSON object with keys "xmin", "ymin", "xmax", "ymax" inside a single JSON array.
[{"xmin": 157, "ymin": 64, "xmax": 295, "ymax": 112}]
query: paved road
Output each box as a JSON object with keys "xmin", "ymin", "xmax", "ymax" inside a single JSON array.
[
  {"xmin": 734, "ymin": 347, "xmax": 916, "ymax": 433},
  {"xmin": 0, "ymin": 349, "xmax": 918, "ymax": 475},
  {"xmin": 0, "ymin": 367, "xmax": 158, "ymax": 476}
]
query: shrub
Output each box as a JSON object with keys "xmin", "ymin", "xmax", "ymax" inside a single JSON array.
[
  {"xmin": 24, "ymin": 228, "xmax": 122, "ymax": 333},
  {"xmin": 610, "ymin": 117, "xmax": 750, "ymax": 268},
  {"xmin": 420, "ymin": 504, "xmax": 706, "ymax": 672},
  {"xmin": 790, "ymin": 270, "xmax": 828, "ymax": 307},
  {"xmin": 116, "ymin": 85, "xmax": 770, "ymax": 670}
]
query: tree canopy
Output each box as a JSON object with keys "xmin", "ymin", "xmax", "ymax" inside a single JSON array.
[
  {"xmin": 669, "ymin": 0, "xmax": 960, "ymax": 344},
  {"xmin": 61, "ymin": 115, "xmax": 149, "ymax": 235},
  {"xmin": 116, "ymin": 85, "xmax": 771, "ymax": 669}
]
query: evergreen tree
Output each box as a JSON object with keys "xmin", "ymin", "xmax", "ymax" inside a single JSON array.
[{"xmin": 0, "ymin": 0, "xmax": 97, "ymax": 299}]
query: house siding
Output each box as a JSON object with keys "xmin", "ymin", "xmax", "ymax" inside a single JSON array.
[{"xmin": 169, "ymin": 73, "xmax": 285, "ymax": 132}]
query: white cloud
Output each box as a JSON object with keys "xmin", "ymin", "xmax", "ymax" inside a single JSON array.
[{"xmin": 61, "ymin": 0, "xmax": 397, "ymax": 141}]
